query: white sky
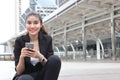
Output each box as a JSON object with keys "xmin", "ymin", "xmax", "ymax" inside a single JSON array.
[
  {"xmin": 21, "ymin": 0, "xmax": 29, "ymax": 14},
  {"xmin": 0, "ymin": 1, "xmax": 15, "ymax": 43},
  {"xmin": 0, "ymin": 0, "xmax": 29, "ymax": 43},
  {"xmin": 0, "ymin": 0, "xmax": 56, "ymax": 43}
]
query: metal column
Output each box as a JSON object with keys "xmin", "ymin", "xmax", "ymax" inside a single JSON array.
[
  {"xmin": 110, "ymin": 7, "xmax": 116, "ymax": 60},
  {"xmin": 82, "ymin": 17, "xmax": 87, "ymax": 61},
  {"xmin": 70, "ymin": 43, "xmax": 76, "ymax": 60},
  {"xmin": 64, "ymin": 23, "xmax": 68, "ymax": 58}
]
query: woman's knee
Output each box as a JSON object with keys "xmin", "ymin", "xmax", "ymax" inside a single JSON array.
[
  {"xmin": 17, "ymin": 74, "xmax": 34, "ymax": 80},
  {"xmin": 47, "ymin": 55, "xmax": 61, "ymax": 68}
]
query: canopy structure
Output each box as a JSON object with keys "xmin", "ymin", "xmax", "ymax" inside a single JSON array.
[
  {"xmin": 43, "ymin": 0, "xmax": 120, "ymax": 45},
  {"xmin": 5, "ymin": 0, "xmax": 120, "ymax": 60}
]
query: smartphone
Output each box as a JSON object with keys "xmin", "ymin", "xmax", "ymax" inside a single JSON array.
[
  {"xmin": 25, "ymin": 42, "xmax": 34, "ymax": 52},
  {"xmin": 25, "ymin": 42, "xmax": 34, "ymax": 49}
]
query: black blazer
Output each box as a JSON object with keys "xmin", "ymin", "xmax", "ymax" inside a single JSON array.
[{"xmin": 13, "ymin": 32, "xmax": 53, "ymax": 74}]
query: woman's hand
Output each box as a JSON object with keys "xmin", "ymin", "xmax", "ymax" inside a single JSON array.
[
  {"xmin": 20, "ymin": 48, "xmax": 47, "ymax": 64},
  {"xmin": 28, "ymin": 48, "xmax": 44, "ymax": 59},
  {"xmin": 20, "ymin": 47, "xmax": 32, "ymax": 58},
  {"xmin": 28, "ymin": 48, "xmax": 47, "ymax": 64},
  {"xmin": 21, "ymin": 48, "xmax": 43, "ymax": 59}
]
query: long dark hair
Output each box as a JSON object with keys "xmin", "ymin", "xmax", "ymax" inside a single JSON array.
[{"xmin": 25, "ymin": 11, "xmax": 48, "ymax": 35}]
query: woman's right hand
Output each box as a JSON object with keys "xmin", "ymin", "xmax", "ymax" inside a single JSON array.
[
  {"xmin": 16, "ymin": 47, "xmax": 30, "ymax": 75},
  {"xmin": 20, "ymin": 47, "xmax": 32, "ymax": 59}
]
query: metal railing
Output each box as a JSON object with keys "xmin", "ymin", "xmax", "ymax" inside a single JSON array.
[{"xmin": 54, "ymin": 48, "xmax": 120, "ymax": 60}]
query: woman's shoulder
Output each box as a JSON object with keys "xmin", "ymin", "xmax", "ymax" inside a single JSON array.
[
  {"xmin": 15, "ymin": 34, "xmax": 28, "ymax": 42},
  {"xmin": 42, "ymin": 34, "xmax": 52, "ymax": 40}
]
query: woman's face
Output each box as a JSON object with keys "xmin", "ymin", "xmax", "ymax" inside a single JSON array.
[{"xmin": 25, "ymin": 15, "xmax": 42, "ymax": 36}]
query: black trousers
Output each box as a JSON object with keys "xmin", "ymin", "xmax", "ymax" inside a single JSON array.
[{"xmin": 14, "ymin": 55, "xmax": 61, "ymax": 80}]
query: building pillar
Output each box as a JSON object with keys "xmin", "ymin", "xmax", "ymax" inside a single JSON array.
[
  {"xmin": 70, "ymin": 43, "xmax": 76, "ymax": 60},
  {"xmin": 55, "ymin": 46, "xmax": 60, "ymax": 57},
  {"xmin": 96, "ymin": 39, "xmax": 101, "ymax": 60},
  {"xmin": 82, "ymin": 17, "xmax": 87, "ymax": 61},
  {"xmin": 110, "ymin": 6, "xmax": 116, "ymax": 60},
  {"xmin": 64, "ymin": 23, "xmax": 68, "ymax": 58}
]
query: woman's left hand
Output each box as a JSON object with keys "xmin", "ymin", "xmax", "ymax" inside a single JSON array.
[{"xmin": 27, "ymin": 48, "xmax": 44, "ymax": 60}]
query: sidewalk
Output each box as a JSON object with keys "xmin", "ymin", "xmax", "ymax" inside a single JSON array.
[
  {"xmin": 59, "ymin": 61, "xmax": 120, "ymax": 80},
  {"xmin": 0, "ymin": 61, "xmax": 15, "ymax": 80},
  {"xmin": 0, "ymin": 60, "xmax": 120, "ymax": 80}
]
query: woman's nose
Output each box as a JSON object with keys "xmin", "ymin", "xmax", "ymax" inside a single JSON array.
[{"xmin": 30, "ymin": 24, "xmax": 34, "ymax": 28}]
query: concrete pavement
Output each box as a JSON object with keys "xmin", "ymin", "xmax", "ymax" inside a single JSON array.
[
  {"xmin": 0, "ymin": 60, "xmax": 120, "ymax": 80},
  {"xmin": 0, "ymin": 61, "xmax": 15, "ymax": 80},
  {"xmin": 59, "ymin": 61, "xmax": 120, "ymax": 80}
]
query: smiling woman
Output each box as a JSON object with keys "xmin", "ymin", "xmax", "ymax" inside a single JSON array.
[
  {"xmin": 0, "ymin": 0, "xmax": 15, "ymax": 43},
  {"xmin": 13, "ymin": 12, "xmax": 61, "ymax": 80}
]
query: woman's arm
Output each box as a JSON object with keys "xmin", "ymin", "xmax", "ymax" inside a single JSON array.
[
  {"xmin": 46, "ymin": 36, "xmax": 54, "ymax": 58},
  {"xmin": 16, "ymin": 55, "xmax": 25, "ymax": 75},
  {"xmin": 16, "ymin": 47, "xmax": 32, "ymax": 75},
  {"xmin": 39, "ymin": 36, "xmax": 53, "ymax": 65},
  {"xmin": 14, "ymin": 38, "xmax": 26, "ymax": 75}
]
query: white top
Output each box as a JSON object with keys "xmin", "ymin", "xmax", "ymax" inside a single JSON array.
[{"xmin": 30, "ymin": 57, "xmax": 39, "ymax": 66}]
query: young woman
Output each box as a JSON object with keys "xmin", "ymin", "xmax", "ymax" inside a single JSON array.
[{"xmin": 13, "ymin": 12, "xmax": 61, "ymax": 80}]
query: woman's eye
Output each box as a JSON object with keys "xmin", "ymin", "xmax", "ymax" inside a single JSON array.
[
  {"xmin": 34, "ymin": 21, "xmax": 39, "ymax": 24},
  {"xmin": 26, "ymin": 21, "xmax": 39, "ymax": 25},
  {"xmin": 27, "ymin": 21, "xmax": 31, "ymax": 24}
]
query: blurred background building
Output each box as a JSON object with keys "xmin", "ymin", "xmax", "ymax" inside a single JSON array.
[{"xmin": 1, "ymin": 0, "xmax": 120, "ymax": 61}]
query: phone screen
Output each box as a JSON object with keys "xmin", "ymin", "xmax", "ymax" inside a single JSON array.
[{"xmin": 25, "ymin": 42, "xmax": 34, "ymax": 49}]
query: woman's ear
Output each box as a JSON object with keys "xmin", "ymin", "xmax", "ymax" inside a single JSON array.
[
  {"xmin": 42, "ymin": 22, "xmax": 48, "ymax": 32},
  {"xmin": 42, "ymin": 22, "xmax": 45, "ymax": 27}
]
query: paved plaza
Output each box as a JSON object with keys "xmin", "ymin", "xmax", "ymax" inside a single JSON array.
[
  {"xmin": 59, "ymin": 60, "xmax": 120, "ymax": 80},
  {"xmin": 0, "ymin": 60, "xmax": 120, "ymax": 80}
]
